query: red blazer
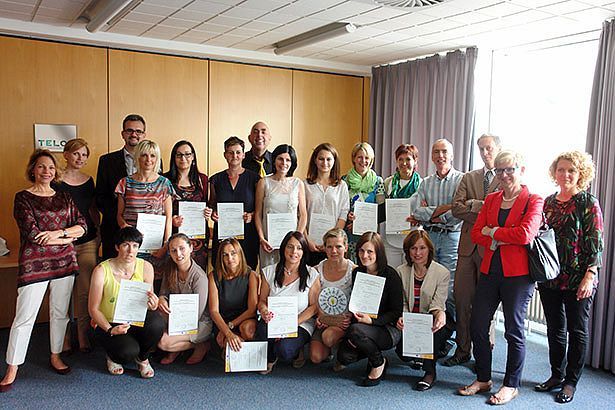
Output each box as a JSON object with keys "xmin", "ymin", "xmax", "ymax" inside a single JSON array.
[{"xmin": 471, "ymin": 185, "xmax": 544, "ymax": 277}]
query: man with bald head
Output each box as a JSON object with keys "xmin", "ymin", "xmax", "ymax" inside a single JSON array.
[
  {"xmin": 408, "ymin": 138, "xmax": 464, "ymax": 357},
  {"xmin": 242, "ymin": 121, "xmax": 273, "ymax": 177}
]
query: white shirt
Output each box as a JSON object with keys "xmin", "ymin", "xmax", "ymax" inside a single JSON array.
[{"xmin": 304, "ymin": 179, "xmax": 349, "ymax": 241}]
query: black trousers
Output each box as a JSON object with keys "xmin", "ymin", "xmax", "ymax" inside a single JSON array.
[
  {"xmin": 471, "ymin": 271, "xmax": 534, "ymax": 387},
  {"xmin": 395, "ymin": 325, "xmax": 452, "ymax": 376},
  {"xmin": 539, "ymin": 286, "xmax": 594, "ymax": 387},
  {"xmin": 94, "ymin": 310, "xmax": 165, "ymax": 364},
  {"xmin": 337, "ymin": 323, "xmax": 394, "ymax": 368}
]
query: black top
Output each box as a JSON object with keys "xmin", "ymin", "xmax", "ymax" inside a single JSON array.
[
  {"xmin": 53, "ymin": 178, "xmax": 97, "ymax": 244},
  {"xmin": 213, "ymin": 273, "xmax": 250, "ymax": 322},
  {"xmin": 210, "ymin": 169, "xmax": 260, "ymax": 213},
  {"xmin": 489, "ymin": 207, "xmax": 512, "ymax": 275},
  {"xmin": 351, "ymin": 266, "xmax": 403, "ymax": 327},
  {"xmin": 242, "ymin": 150, "xmax": 273, "ymax": 176}
]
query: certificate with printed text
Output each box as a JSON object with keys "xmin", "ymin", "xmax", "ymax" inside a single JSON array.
[
  {"xmin": 218, "ymin": 202, "xmax": 244, "ymax": 239},
  {"xmin": 136, "ymin": 213, "xmax": 165, "ymax": 251},
  {"xmin": 267, "ymin": 296, "xmax": 298, "ymax": 338},
  {"xmin": 267, "ymin": 213, "xmax": 296, "ymax": 249},
  {"xmin": 309, "ymin": 213, "xmax": 336, "ymax": 246},
  {"xmin": 348, "ymin": 272, "xmax": 385, "ymax": 318},
  {"xmin": 113, "ymin": 279, "xmax": 150, "ymax": 327},
  {"xmin": 168, "ymin": 294, "xmax": 199, "ymax": 336},
  {"xmin": 178, "ymin": 201, "xmax": 207, "ymax": 238},
  {"xmin": 352, "ymin": 202, "xmax": 378, "ymax": 235},
  {"xmin": 385, "ymin": 198, "xmax": 412, "ymax": 234},
  {"xmin": 225, "ymin": 342, "xmax": 268, "ymax": 372},
  {"xmin": 402, "ymin": 312, "xmax": 434, "ymax": 359}
]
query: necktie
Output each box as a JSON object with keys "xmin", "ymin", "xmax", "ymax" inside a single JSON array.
[
  {"xmin": 484, "ymin": 170, "xmax": 493, "ymax": 196},
  {"xmin": 255, "ymin": 158, "xmax": 266, "ymax": 178}
]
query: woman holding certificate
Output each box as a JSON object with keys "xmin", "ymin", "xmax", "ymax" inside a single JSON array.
[
  {"xmin": 383, "ymin": 144, "xmax": 421, "ymax": 267},
  {"xmin": 337, "ymin": 232, "xmax": 403, "ymax": 387},
  {"xmin": 208, "ymin": 238, "xmax": 258, "ymax": 353},
  {"xmin": 88, "ymin": 227, "xmax": 165, "ymax": 378},
  {"xmin": 157, "ymin": 234, "xmax": 212, "ymax": 365},
  {"xmin": 164, "ymin": 140, "xmax": 212, "ymax": 270},
  {"xmin": 395, "ymin": 230, "xmax": 452, "ymax": 391},
  {"xmin": 1, "ymin": 150, "xmax": 86, "ymax": 392},
  {"xmin": 255, "ymin": 144, "xmax": 307, "ymax": 268},
  {"xmin": 309, "ymin": 228, "xmax": 355, "ymax": 367},
  {"xmin": 209, "ymin": 136, "xmax": 260, "ymax": 270},
  {"xmin": 459, "ymin": 150, "xmax": 542, "ymax": 405},
  {"xmin": 256, "ymin": 232, "xmax": 320, "ymax": 374},
  {"xmin": 115, "ymin": 140, "xmax": 174, "ymax": 284},
  {"xmin": 304, "ymin": 143, "xmax": 349, "ymax": 266},
  {"xmin": 342, "ymin": 143, "xmax": 385, "ymax": 263}
]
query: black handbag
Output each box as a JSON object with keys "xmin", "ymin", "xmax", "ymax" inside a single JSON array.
[{"xmin": 523, "ymin": 199, "xmax": 560, "ymax": 282}]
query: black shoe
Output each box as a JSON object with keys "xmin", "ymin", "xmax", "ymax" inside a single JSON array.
[
  {"xmin": 555, "ymin": 385, "xmax": 575, "ymax": 404},
  {"xmin": 443, "ymin": 355, "xmax": 470, "ymax": 367},
  {"xmin": 361, "ymin": 359, "xmax": 388, "ymax": 387},
  {"xmin": 534, "ymin": 377, "xmax": 564, "ymax": 392},
  {"xmin": 408, "ymin": 358, "xmax": 423, "ymax": 370},
  {"xmin": 414, "ymin": 374, "xmax": 435, "ymax": 392}
]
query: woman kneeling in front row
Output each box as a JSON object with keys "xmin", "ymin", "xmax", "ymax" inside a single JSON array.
[
  {"xmin": 395, "ymin": 230, "xmax": 452, "ymax": 391},
  {"xmin": 89, "ymin": 227, "xmax": 165, "ymax": 377}
]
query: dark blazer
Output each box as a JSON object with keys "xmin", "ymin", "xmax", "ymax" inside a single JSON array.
[
  {"xmin": 242, "ymin": 149, "xmax": 272, "ymax": 176},
  {"xmin": 452, "ymin": 168, "xmax": 500, "ymax": 257},
  {"xmin": 95, "ymin": 149, "xmax": 127, "ymax": 246},
  {"xmin": 471, "ymin": 185, "xmax": 543, "ymax": 277}
]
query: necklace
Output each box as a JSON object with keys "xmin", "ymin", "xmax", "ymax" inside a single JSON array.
[
  {"xmin": 502, "ymin": 193, "xmax": 519, "ymax": 202},
  {"xmin": 283, "ymin": 266, "xmax": 297, "ymax": 276}
]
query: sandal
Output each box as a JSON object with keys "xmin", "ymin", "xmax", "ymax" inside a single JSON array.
[
  {"xmin": 106, "ymin": 357, "xmax": 124, "ymax": 376},
  {"xmin": 457, "ymin": 380, "xmax": 493, "ymax": 396},
  {"xmin": 135, "ymin": 359, "xmax": 155, "ymax": 379},
  {"xmin": 488, "ymin": 387, "xmax": 519, "ymax": 405}
]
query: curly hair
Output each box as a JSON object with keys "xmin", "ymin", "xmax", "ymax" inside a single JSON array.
[{"xmin": 549, "ymin": 150, "xmax": 595, "ymax": 191}]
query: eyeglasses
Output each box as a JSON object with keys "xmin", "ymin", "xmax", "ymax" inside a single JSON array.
[
  {"xmin": 175, "ymin": 152, "xmax": 194, "ymax": 159},
  {"xmin": 494, "ymin": 167, "xmax": 518, "ymax": 176},
  {"xmin": 123, "ymin": 128, "xmax": 145, "ymax": 135}
]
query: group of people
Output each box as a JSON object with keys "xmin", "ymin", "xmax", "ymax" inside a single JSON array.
[{"xmin": 0, "ymin": 114, "xmax": 603, "ymax": 407}]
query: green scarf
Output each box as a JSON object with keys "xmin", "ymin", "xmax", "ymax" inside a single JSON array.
[
  {"xmin": 346, "ymin": 167, "xmax": 378, "ymax": 194},
  {"xmin": 390, "ymin": 171, "xmax": 421, "ymax": 198}
]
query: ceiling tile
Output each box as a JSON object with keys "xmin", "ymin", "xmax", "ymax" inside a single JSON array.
[
  {"xmin": 312, "ymin": 2, "xmax": 372, "ymax": 21},
  {"xmin": 32, "ymin": 15, "xmax": 71, "ymax": 25},
  {"xmin": 207, "ymin": 14, "xmax": 248, "ymax": 27},
  {"xmin": 194, "ymin": 22, "xmax": 232, "ymax": 33},
  {"xmin": 564, "ymin": 5, "xmax": 615, "ymax": 20},
  {"xmin": 171, "ymin": 9, "xmax": 217, "ymax": 22},
  {"xmin": 133, "ymin": 3, "xmax": 177, "ymax": 17},
  {"xmin": 204, "ymin": 33, "xmax": 247, "ymax": 47},
  {"xmin": 109, "ymin": 19, "xmax": 155, "ymax": 32},
  {"xmin": 497, "ymin": 9, "xmax": 553, "ymax": 25},
  {"xmin": 477, "ymin": 2, "xmax": 530, "ymax": 16},
  {"xmin": 510, "ymin": 0, "xmax": 571, "ymax": 7},
  {"xmin": 351, "ymin": 26, "xmax": 389, "ymax": 38},
  {"xmin": 174, "ymin": 31, "xmax": 214, "ymax": 42},
  {"xmin": 602, "ymin": 2, "xmax": 615, "ymax": 10},
  {"xmin": 447, "ymin": 10, "xmax": 498, "ymax": 24},
  {"xmin": 241, "ymin": 19, "xmax": 280, "ymax": 30},
  {"xmin": 161, "ymin": 17, "xmax": 199, "ymax": 29},
  {"xmin": 240, "ymin": 0, "xmax": 290, "ymax": 11},
  {"xmin": 36, "ymin": 6, "xmax": 81, "ymax": 20},
  {"xmin": 0, "ymin": 9, "xmax": 31, "ymax": 21},
  {"xmin": 538, "ymin": 0, "xmax": 593, "ymax": 14},
  {"xmin": 356, "ymin": 5, "xmax": 409, "ymax": 19},
  {"xmin": 141, "ymin": 0, "xmax": 192, "ymax": 7},
  {"xmin": 419, "ymin": 2, "xmax": 476, "ymax": 18},
  {"xmin": 125, "ymin": 11, "xmax": 164, "ymax": 24},
  {"xmin": 143, "ymin": 24, "xmax": 186, "ymax": 36},
  {"xmin": 0, "ymin": 0, "xmax": 34, "ymax": 14},
  {"xmin": 222, "ymin": 7, "xmax": 267, "ymax": 19},
  {"xmin": 371, "ymin": 11, "xmax": 437, "ymax": 29},
  {"xmin": 182, "ymin": 1, "xmax": 233, "ymax": 14},
  {"xmin": 257, "ymin": 11, "xmax": 300, "ymax": 24}
]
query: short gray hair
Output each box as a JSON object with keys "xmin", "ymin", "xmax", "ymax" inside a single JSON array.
[{"xmin": 477, "ymin": 133, "xmax": 502, "ymax": 148}]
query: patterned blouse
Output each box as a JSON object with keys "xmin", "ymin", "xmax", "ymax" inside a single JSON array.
[
  {"xmin": 542, "ymin": 190, "xmax": 603, "ymax": 291},
  {"xmin": 115, "ymin": 175, "xmax": 174, "ymax": 227},
  {"xmin": 13, "ymin": 190, "xmax": 87, "ymax": 287}
]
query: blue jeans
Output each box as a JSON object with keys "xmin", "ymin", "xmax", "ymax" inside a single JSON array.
[
  {"xmin": 256, "ymin": 320, "xmax": 311, "ymax": 363},
  {"xmin": 427, "ymin": 230, "xmax": 460, "ymax": 320}
]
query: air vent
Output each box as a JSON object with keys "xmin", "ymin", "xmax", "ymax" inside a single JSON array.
[{"xmin": 374, "ymin": 0, "xmax": 446, "ymax": 7}]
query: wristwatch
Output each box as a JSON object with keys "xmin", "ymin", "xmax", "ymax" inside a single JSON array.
[{"xmin": 227, "ymin": 321, "xmax": 235, "ymax": 330}]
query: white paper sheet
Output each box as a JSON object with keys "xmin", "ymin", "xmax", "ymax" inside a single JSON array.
[
  {"xmin": 352, "ymin": 202, "xmax": 378, "ymax": 235},
  {"xmin": 217, "ymin": 202, "xmax": 244, "ymax": 239},
  {"xmin": 402, "ymin": 312, "xmax": 434, "ymax": 359},
  {"xmin": 308, "ymin": 213, "xmax": 336, "ymax": 246},
  {"xmin": 267, "ymin": 296, "xmax": 298, "ymax": 338},
  {"xmin": 385, "ymin": 198, "xmax": 412, "ymax": 234},
  {"xmin": 168, "ymin": 293, "xmax": 199, "ymax": 336},
  {"xmin": 112, "ymin": 279, "xmax": 150, "ymax": 326},
  {"xmin": 136, "ymin": 213, "xmax": 165, "ymax": 251},
  {"xmin": 348, "ymin": 272, "xmax": 386, "ymax": 318},
  {"xmin": 225, "ymin": 341, "xmax": 268, "ymax": 372},
  {"xmin": 266, "ymin": 213, "xmax": 296, "ymax": 249},
  {"xmin": 178, "ymin": 201, "xmax": 207, "ymax": 238}
]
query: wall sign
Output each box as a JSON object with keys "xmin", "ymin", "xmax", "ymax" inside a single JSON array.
[{"xmin": 34, "ymin": 124, "xmax": 77, "ymax": 152}]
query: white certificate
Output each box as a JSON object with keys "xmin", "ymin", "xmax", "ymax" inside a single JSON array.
[
  {"xmin": 349, "ymin": 272, "xmax": 386, "ymax": 318},
  {"xmin": 178, "ymin": 201, "xmax": 207, "ymax": 239},
  {"xmin": 352, "ymin": 202, "xmax": 378, "ymax": 235},
  {"xmin": 225, "ymin": 341, "xmax": 268, "ymax": 372},
  {"xmin": 309, "ymin": 213, "xmax": 336, "ymax": 246},
  {"xmin": 402, "ymin": 312, "xmax": 434, "ymax": 359},
  {"xmin": 136, "ymin": 213, "xmax": 165, "ymax": 251},
  {"xmin": 168, "ymin": 294, "xmax": 199, "ymax": 336},
  {"xmin": 386, "ymin": 198, "xmax": 412, "ymax": 234},
  {"xmin": 217, "ymin": 202, "xmax": 244, "ymax": 240},
  {"xmin": 267, "ymin": 296, "xmax": 298, "ymax": 338},
  {"xmin": 112, "ymin": 279, "xmax": 150, "ymax": 326},
  {"xmin": 266, "ymin": 213, "xmax": 297, "ymax": 249}
]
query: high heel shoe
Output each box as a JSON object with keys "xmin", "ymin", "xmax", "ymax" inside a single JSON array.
[
  {"xmin": 0, "ymin": 381, "xmax": 14, "ymax": 393},
  {"xmin": 361, "ymin": 359, "xmax": 388, "ymax": 387},
  {"xmin": 49, "ymin": 359, "xmax": 71, "ymax": 375}
]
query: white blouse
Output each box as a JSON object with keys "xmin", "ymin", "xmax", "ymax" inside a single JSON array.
[{"xmin": 304, "ymin": 179, "xmax": 349, "ymax": 244}]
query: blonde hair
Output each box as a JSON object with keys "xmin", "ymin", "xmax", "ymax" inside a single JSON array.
[
  {"xmin": 495, "ymin": 150, "xmax": 524, "ymax": 168},
  {"xmin": 549, "ymin": 151, "xmax": 595, "ymax": 190},
  {"xmin": 63, "ymin": 138, "xmax": 90, "ymax": 156},
  {"xmin": 322, "ymin": 227, "xmax": 348, "ymax": 247},
  {"xmin": 134, "ymin": 140, "xmax": 161, "ymax": 174},
  {"xmin": 351, "ymin": 142, "xmax": 375, "ymax": 168}
]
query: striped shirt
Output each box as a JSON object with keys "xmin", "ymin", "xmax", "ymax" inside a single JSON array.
[
  {"xmin": 115, "ymin": 175, "xmax": 174, "ymax": 227},
  {"xmin": 409, "ymin": 168, "xmax": 463, "ymax": 231}
]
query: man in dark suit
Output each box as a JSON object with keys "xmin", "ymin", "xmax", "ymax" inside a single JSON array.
[
  {"xmin": 95, "ymin": 114, "xmax": 147, "ymax": 260},
  {"xmin": 446, "ymin": 134, "xmax": 502, "ymax": 366},
  {"xmin": 242, "ymin": 121, "xmax": 272, "ymax": 177}
]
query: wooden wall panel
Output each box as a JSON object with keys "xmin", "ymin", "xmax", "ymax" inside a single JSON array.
[
  {"xmin": 0, "ymin": 37, "xmax": 108, "ymax": 251},
  {"xmin": 208, "ymin": 61, "xmax": 292, "ymax": 175},
  {"xmin": 108, "ymin": 50, "xmax": 208, "ymax": 174},
  {"xmin": 363, "ymin": 76, "xmax": 371, "ymax": 142},
  {"xmin": 292, "ymin": 71, "xmax": 364, "ymax": 178}
]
